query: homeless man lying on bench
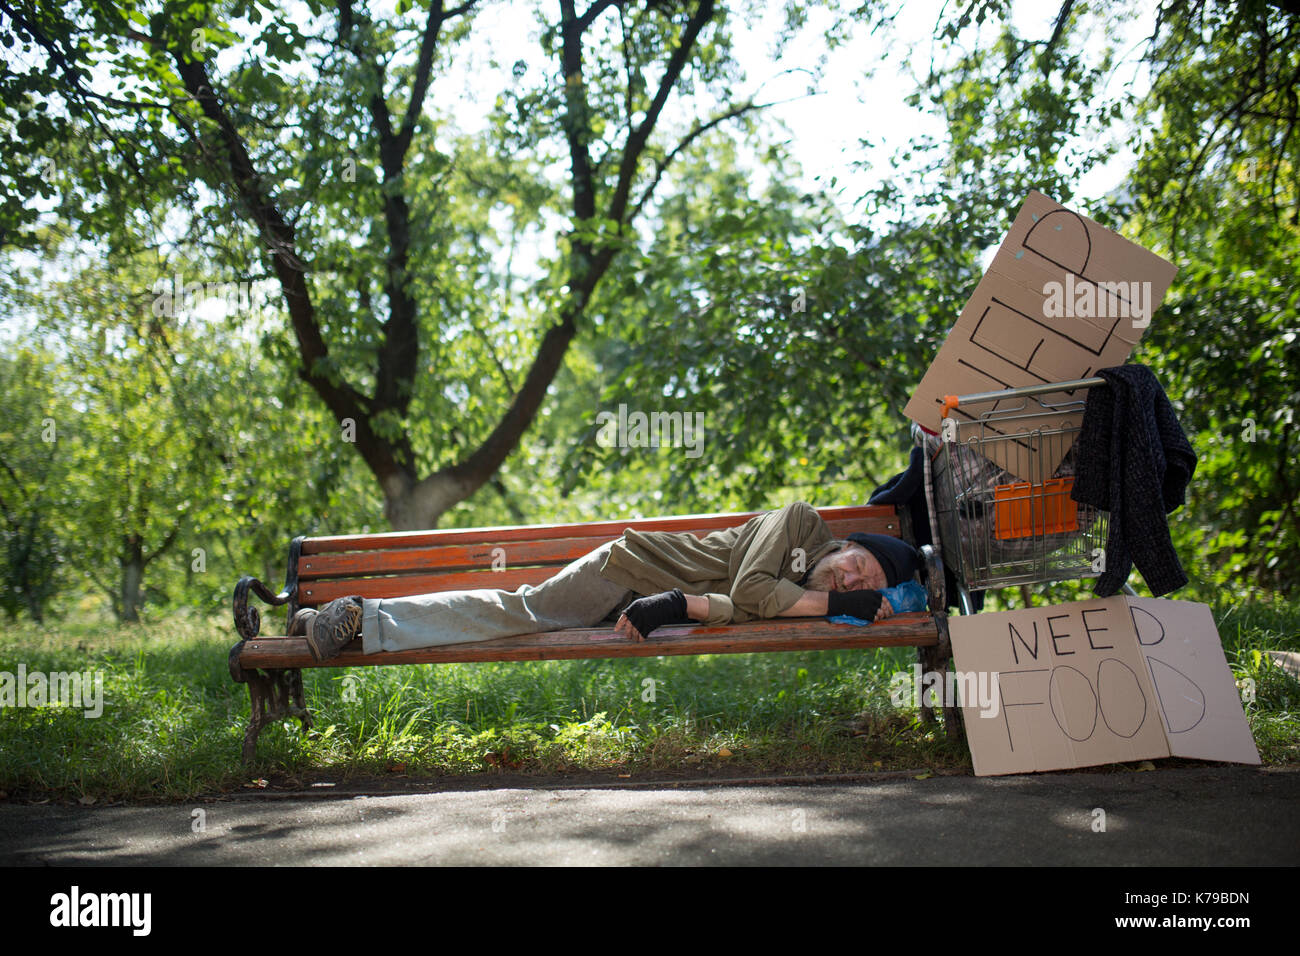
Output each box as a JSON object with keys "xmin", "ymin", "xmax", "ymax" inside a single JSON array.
[{"xmin": 291, "ymin": 501, "xmax": 922, "ymax": 662}]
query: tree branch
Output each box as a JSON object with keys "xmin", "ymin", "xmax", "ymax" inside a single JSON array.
[
  {"xmin": 0, "ymin": 0, "xmax": 169, "ymax": 112},
  {"xmin": 166, "ymin": 29, "xmax": 412, "ymax": 488},
  {"xmin": 422, "ymin": 0, "xmax": 717, "ymax": 510},
  {"xmin": 607, "ymin": 0, "xmax": 716, "ymax": 230},
  {"xmin": 395, "ymin": 0, "xmax": 478, "ymax": 158},
  {"xmin": 0, "ymin": 454, "xmax": 28, "ymax": 507},
  {"xmin": 628, "ymin": 97, "xmax": 765, "ymax": 222},
  {"xmin": 142, "ymin": 520, "xmax": 181, "ymax": 568},
  {"xmin": 79, "ymin": 562, "xmax": 121, "ymax": 615},
  {"xmin": 1041, "ymin": 0, "xmax": 1074, "ymax": 75},
  {"xmin": 578, "ymin": 0, "xmax": 623, "ymax": 32},
  {"xmin": 338, "ymin": 0, "xmax": 421, "ymax": 432}
]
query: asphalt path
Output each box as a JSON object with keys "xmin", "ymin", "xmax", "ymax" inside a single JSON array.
[{"xmin": 1, "ymin": 764, "xmax": 1296, "ymax": 866}]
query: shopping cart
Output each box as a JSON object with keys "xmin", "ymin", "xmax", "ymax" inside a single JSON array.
[{"xmin": 919, "ymin": 377, "xmax": 1135, "ymax": 614}]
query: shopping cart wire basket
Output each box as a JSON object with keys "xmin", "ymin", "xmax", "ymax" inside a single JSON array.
[{"xmin": 919, "ymin": 377, "xmax": 1136, "ymax": 614}]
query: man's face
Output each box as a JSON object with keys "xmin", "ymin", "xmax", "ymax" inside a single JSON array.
[{"xmin": 806, "ymin": 544, "xmax": 887, "ymax": 592}]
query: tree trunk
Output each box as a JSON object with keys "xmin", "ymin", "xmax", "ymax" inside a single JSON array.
[
  {"xmin": 120, "ymin": 534, "xmax": 145, "ymax": 623},
  {"xmin": 23, "ymin": 588, "xmax": 43, "ymax": 624},
  {"xmin": 381, "ymin": 471, "xmax": 475, "ymax": 532},
  {"xmin": 165, "ymin": 0, "xmax": 717, "ymax": 536}
]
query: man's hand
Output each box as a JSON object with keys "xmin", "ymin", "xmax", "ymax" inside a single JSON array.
[{"xmin": 615, "ymin": 612, "xmax": 646, "ymax": 643}]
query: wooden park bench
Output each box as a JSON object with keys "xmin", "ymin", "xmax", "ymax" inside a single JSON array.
[{"xmin": 229, "ymin": 504, "xmax": 957, "ymax": 763}]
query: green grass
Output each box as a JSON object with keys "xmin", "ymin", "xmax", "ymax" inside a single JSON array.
[
  {"xmin": 0, "ymin": 596, "xmax": 1296, "ymax": 802},
  {"xmin": 1210, "ymin": 600, "xmax": 1300, "ymax": 763}
]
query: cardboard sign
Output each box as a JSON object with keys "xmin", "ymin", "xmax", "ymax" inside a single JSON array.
[
  {"xmin": 904, "ymin": 191, "xmax": 1178, "ymax": 480},
  {"xmin": 949, "ymin": 596, "xmax": 1260, "ymax": 776}
]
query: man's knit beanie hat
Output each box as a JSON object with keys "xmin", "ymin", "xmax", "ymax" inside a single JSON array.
[{"xmin": 845, "ymin": 533, "xmax": 921, "ymax": 588}]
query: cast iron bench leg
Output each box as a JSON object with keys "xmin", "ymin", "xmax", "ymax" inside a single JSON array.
[
  {"xmin": 242, "ymin": 668, "xmax": 313, "ymax": 764},
  {"xmin": 917, "ymin": 644, "xmax": 936, "ymax": 727},
  {"xmin": 931, "ymin": 615, "xmax": 962, "ymax": 743},
  {"xmin": 916, "ymin": 615, "xmax": 963, "ymax": 743}
]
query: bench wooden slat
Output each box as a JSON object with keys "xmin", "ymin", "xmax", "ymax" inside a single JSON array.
[
  {"xmin": 295, "ymin": 511, "xmax": 901, "ymax": 588},
  {"xmin": 298, "ymin": 518, "xmax": 901, "ymax": 582},
  {"xmin": 298, "ymin": 535, "xmax": 615, "ymax": 580},
  {"xmin": 239, "ymin": 612, "xmax": 939, "ymax": 668},
  {"xmin": 300, "ymin": 567, "xmax": 554, "ymax": 603},
  {"xmin": 298, "ymin": 505, "xmax": 899, "ymax": 555},
  {"xmin": 823, "ymin": 517, "xmax": 900, "ymax": 537}
]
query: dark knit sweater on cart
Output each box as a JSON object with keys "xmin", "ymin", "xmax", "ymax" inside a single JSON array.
[{"xmin": 1070, "ymin": 364, "xmax": 1197, "ymax": 597}]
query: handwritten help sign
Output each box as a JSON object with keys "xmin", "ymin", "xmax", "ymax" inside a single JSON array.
[
  {"xmin": 950, "ymin": 596, "xmax": 1260, "ymax": 776},
  {"xmin": 903, "ymin": 191, "xmax": 1177, "ymax": 481}
]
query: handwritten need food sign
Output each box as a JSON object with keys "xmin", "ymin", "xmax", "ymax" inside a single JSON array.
[{"xmin": 950, "ymin": 596, "xmax": 1260, "ymax": 776}]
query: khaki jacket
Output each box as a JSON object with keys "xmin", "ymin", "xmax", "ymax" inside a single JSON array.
[{"xmin": 597, "ymin": 502, "xmax": 841, "ymax": 625}]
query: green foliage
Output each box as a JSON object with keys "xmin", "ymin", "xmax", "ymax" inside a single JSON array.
[
  {"xmin": 866, "ymin": 0, "xmax": 1300, "ymax": 598},
  {"xmin": 2, "ymin": 235, "xmax": 381, "ymax": 619},
  {"xmin": 1, "ymin": 0, "xmax": 774, "ymax": 531},
  {"xmin": 1124, "ymin": 1, "xmax": 1300, "ymax": 597},
  {"xmin": 0, "ymin": 348, "xmax": 67, "ymax": 621},
  {"xmin": 1, "ymin": 0, "xmax": 1297, "ymax": 611}
]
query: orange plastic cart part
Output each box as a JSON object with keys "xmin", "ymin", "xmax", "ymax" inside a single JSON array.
[{"xmin": 993, "ymin": 478, "xmax": 1079, "ymax": 540}]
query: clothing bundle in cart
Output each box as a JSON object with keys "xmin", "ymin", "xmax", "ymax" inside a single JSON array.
[{"xmin": 1071, "ymin": 364, "xmax": 1197, "ymax": 597}]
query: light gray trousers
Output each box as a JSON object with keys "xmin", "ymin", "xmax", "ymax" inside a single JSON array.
[{"xmin": 360, "ymin": 541, "xmax": 636, "ymax": 654}]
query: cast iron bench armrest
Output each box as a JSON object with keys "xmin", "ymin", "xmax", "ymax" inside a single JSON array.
[{"xmin": 232, "ymin": 536, "xmax": 303, "ymax": 642}]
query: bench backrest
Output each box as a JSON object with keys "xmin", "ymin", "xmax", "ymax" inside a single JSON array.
[{"xmin": 293, "ymin": 504, "xmax": 903, "ymax": 608}]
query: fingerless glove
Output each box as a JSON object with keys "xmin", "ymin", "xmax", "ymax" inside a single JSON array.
[
  {"xmin": 826, "ymin": 589, "xmax": 883, "ymax": 621},
  {"xmin": 623, "ymin": 588, "xmax": 688, "ymax": 637}
]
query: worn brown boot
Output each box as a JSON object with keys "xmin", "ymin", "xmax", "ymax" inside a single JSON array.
[{"xmin": 299, "ymin": 596, "xmax": 363, "ymax": 663}]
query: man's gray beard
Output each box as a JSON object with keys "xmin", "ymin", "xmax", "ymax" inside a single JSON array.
[{"xmin": 805, "ymin": 558, "xmax": 836, "ymax": 592}]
